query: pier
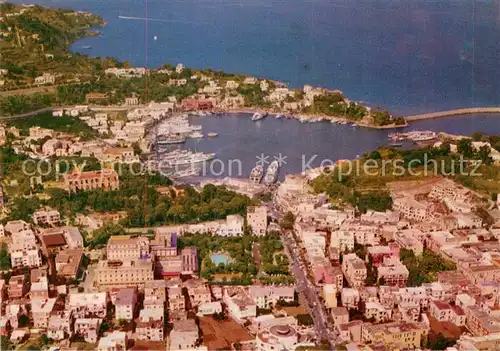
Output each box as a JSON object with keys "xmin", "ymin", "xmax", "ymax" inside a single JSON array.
[{"xmin": 406, "ymin": 107, "xmax": 500, "ymax": 121}]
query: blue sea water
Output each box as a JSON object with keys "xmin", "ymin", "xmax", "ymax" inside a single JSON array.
[
  {"xmin": 13, "ymin": 0, "xmax": 500, "ymax": 115},
  {"xmin": 10, "ymin": 0, "xmax": 500, "ymax": 176}
]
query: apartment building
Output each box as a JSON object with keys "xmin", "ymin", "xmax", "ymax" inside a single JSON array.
[
  {"xmin": 362, "ymin": 321, "xmax": 428, "ymax": 349},
  {"xmin": 394, "ymin": 229, "xmax": 425, "ymax": 255},
  {"xmin": 365, "ymin": 302, "xmax": 391, "ymax": 323},
  {"xmin": 169, "ymin": 319, "xmax": 199, "ymax": 350},
  {"xmin": 64, "ymin": 169, "xmax": 119, "ymax": 193},
  {"xmin": 377, "ymin": 257, "xmax": 409, "ymax": 287},
  {"xmin": 115, "ymin": 287, "xmax": 137, "ymax": 321},
  {"xmin": 136, "ymin": 309, "xmax": 164, "ymax": 341},
  {"xmin": 34, "ymin": 73, "xmax": 55, "ymax": 85},
  {"xmin": 95, "ymin": 258, "xmax": 154, "ymax": 290},
  {"xmin": 40, "ymin": 226, "xmax": 83, "ymax": 249},
  {"xmin": 48, "ymin": 311, "xmax": 73, "ymax": 341},
  {"xmin": 168, "ymin": 286, "xmax": 185, "ymax": 313},
  {"xmin": 99, "ymin": 147, "xmax": 138, "ymax": 163},
  {"xmin": 74, "ymin": 318, "xmax": 102, "ymax": 343},
  {"xmin": 393, "ymin": 197, "xmax": 433, "ymax": 222},
  {"xmin": 341, "ymin": 288, "xmax": 360, "ymax": 309},
  {"xmin": 465, "ymin": 306, "xmax": 500, "ymax": 336},
  {"xmin": 55, "ymin": 248, "xmax": 83, "ymax": 277},
  {"xmin": 342, "ymin": 253, "xmax": 367, "ymax": 288},
  {"xmin": 68, "ymin": 292, "xmax": 108, "ymax": 318},
  {"xmin": 366, "ymin": 244, "xmax": 400, "ymax": 267},
  {"xmin": 107, "ymin": 235, "xmax": 150, "ymax": 261},
  {"xmin": 8, "ymin": 275, "xmax": 28, "ymax": 298},
  {"xmin": 184, "ymin": 279, "xmax": 211, "ymax": 307},
  {"xmin": 197, "ymin": 301, "xmax": 222, "ymax": 316},
  {"xmin": 144, "ymin": 280, "xmax": 166, "ymax": 305},
  {"xmin": 30, "ymin": 269, "xmax": 49, "ymax": 299},
  {"xmin": 224, "ymin": 286, "xmax": 257, "ymax": 323},
  {"xmin": 10, "ymin": 247, "xmax": 42, "ymax": 269},
  {"xmin": 248, "ymin": 285, "xmax": 295, "ymax": 309},
  {"xmin": 331, "ymin": 307, "xmax": 349, "ymax": 326},
  {"xmin": 463, "ymin": 264, "xmax": 500, "ymax": 284},
  {"xmin": 33, "ymin": 210, "xmax": 61, "ymax": 226},
  {"xmin": 98, "ymin": 331, "xmax": 127, "ymax": 351},
  {"xmin": 247, "ymin": 206, "xmax": 268, "ymax": 236},
  {"xmin": 429, "ymin": 300, "xmax": 465, "ymax": 326},
  {"xmin": 330, "ymin": 229, "xmax": 355, "ymax": 252},
  {"xmin": 29, "ymin": 126, "xmax": 54, "ymax": 139},
  {"xmin": 32, "ymin": 298, "xmax": 57, "ymax": 328}
]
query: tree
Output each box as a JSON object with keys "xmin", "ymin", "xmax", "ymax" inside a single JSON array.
[
  {"xmin": 425, "ymin": 333, "xmax": 457, "ymax": 350},
  {"xmin": 476, "ymin": 145, "xmax": 493, "ymax": 165},
  {"xmin": 18, "ymin": 314, "xmax": 30, "ymax": 327},
  {"xmin": 0, "ymin": 244, "xmax": 11, "ymax": 270},
  {"xmin": 296, "ymin": 314, "xmax": 314, "ymax": 326},
  {"xmin": 0, "ymin": 336, "xmax": 12, "ymax": 351},
  {"xmin": 457, "ymin": 138, "xmax": 473, "ymax": 158},
  {"xmin": 280, "ymin": 211, "xmax": 296, "ymax": 230}
]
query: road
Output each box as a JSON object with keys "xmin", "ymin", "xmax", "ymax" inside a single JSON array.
[
  {"xmin": 282, "ymin": 228, "xmax": 337, "ymax": 348},
  {"xmin": 0, "ymin": 104, "xmax": 146, "ymax": 120}
]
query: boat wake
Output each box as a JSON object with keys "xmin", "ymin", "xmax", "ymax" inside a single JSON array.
[{"xmin": 118, "ymin": 15, "xmax": 208, "ymax": 25}]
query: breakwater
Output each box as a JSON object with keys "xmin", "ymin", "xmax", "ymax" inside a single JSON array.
[{"xmin": 406, "ymin": 107, "xmax": 500, "ymax": 121}]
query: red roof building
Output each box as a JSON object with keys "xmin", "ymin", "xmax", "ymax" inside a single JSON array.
[
  {"xmin": 182, "ymin": 99, "xmax": 213, "ymax": 111},
  {"xmin": 63, "ymin": 169, "xmax": 119, "ymax": 193}
]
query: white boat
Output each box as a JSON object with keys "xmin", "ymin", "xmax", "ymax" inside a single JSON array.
[
  {"xmin": 263, "ymin": 160, "xmax": 279, "ymax": 185},
  {"xmin": 157, "ymin": 134, "xmax": 186, "ymax": 144},
  {"xmin": 207, "ymin": 132, "xmax": 218, "ymax": 137},
  {"xmin": 190, "ymin": 131, "xmax": 204, "ymax": 139},
  {"xmin": 351, "ymin": 123, "xmax": 357, "ymax": 127},
  {"xmin": 249, "ymin": 165, "xmax": 264, "ymax": 184},
  {"xmin": 168, "ymin": 152, "xmax": 216, "ymax": 166},
  {"xmin": 173, "ymin": 167, "xmax": 200, "ymax": 178},
  {"xmin": 251, "ymin": 112, "xmax": 268, "ymax": 121},
  {"xmin": 276, "ymin": 114, "xmax": 284, "ymax": 119}
]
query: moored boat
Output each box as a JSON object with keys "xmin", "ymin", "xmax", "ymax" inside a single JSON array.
[
  {"xmin": 157, "ymin": 134, "xmax": 186, "ymax": 145},
  {"xmin": 249, "ymin": 164, "xmax": 264, "ymax": 183},
  {"xmin": 251, "ymin": 112, "xmax": 268, "ymax": 121},
  {"xmin": 263, "ymin": 160, "xmax": 279, "ymax": 185}
]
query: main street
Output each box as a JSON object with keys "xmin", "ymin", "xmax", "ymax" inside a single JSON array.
[{"xmin": 282, "ymin": 228, "xmax": 337, "ymax": 348}]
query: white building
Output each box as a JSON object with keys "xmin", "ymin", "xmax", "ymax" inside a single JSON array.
[
  {"xmin": 224, "ymin": 287, "xmax": 257, "ymax": 323},
  {"xmin": 247, "ymin": 206, "xmax": 268, "ymax": 236},
  {"xmin": 248, "ymin": 285, "xmax": 295, "ymax": 309},
  {"xmin": 197, "ymin": 301, "xmax": 222, "ymax": 316}
]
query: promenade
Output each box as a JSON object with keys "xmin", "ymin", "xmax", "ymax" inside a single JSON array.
[{"xmin": 406, "ymin": 107, "xmax": 500, "ymax": 121}]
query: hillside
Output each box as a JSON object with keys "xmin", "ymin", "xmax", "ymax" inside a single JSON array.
[{"xmin": 0, "ymin": 3, "xmax": 105, "ymax": 90}]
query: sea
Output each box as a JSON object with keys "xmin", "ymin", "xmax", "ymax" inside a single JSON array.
[{"xmin": 12, "ymin": 0, "xmax": 500, "ymax": 177}]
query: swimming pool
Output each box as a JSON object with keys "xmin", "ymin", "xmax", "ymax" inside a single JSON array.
[{"xmin": 210, "ymin": 252, "xmax": 230, "ymax": 266}]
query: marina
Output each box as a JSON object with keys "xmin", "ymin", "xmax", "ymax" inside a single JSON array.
[{"xmin": 388, "ymin": 130, "xmax": 438, "ymax": 142}]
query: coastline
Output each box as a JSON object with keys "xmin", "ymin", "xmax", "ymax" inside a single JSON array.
[{"xmin": 221, "ymin": 107, "xmax": 408, "ymax": 129}]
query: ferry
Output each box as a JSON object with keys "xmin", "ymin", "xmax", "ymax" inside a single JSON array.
[
  {"xmin": 167, "ymin": 152, "xmax": 215, "ymax": 166},
  {"xmin": 157, "ymin": 134, "xmax": 186, "ymax": 145},
  {"xmin": 263, "ymin": 160, "xmax": 279, "ymax": 185},
  {"xmin": 249, "ymin": 165, "xmax": 264, "ymax": 184},
  {"xmin": 251, "ymin": 112, "xmax": 268, "ymax": 121}
]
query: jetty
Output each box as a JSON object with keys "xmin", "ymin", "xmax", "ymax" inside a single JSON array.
[{"xmin": 406, "ymin": 107, "xmax": 500, "ymax": 121}]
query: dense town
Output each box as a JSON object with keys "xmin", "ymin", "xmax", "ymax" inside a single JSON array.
[
  {"xmin": 2, "ymin": 2, "xmax": 500, "ymax": 351},
  {"xmin": 1, "ymin": 97, "xmax": 500, "ymax": 350}
]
